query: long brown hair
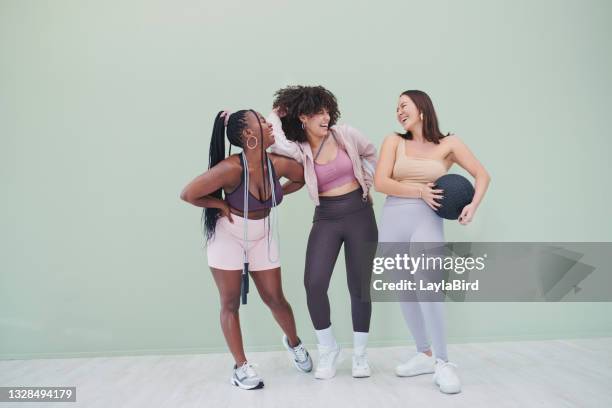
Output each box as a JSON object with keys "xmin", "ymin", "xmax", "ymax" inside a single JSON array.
[{"xmin": 397, "ymin": 90, "xmax": 449, "ymax": 144}]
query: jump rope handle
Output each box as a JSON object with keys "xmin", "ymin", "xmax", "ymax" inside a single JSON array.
[{"xmin": 241, "ymin": 262, "xmax": 250, "ymax": 304}]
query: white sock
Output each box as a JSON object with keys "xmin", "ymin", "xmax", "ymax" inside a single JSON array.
[
  {"xmin": 315, "ymin": 326, "xmax": 337, "ymax": 348},
  {"xmin": 353, "ymin": 331, "xmax": 368, "ymax": 356}
]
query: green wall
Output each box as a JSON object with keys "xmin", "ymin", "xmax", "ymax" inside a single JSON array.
[{"xmin": 1, "ymin": 0, "xmax": 611, "ymax": 359}]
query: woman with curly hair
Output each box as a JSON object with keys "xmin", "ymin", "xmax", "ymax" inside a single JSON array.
[
  {"xmin": 267, "ymin": 86, "xmax": 378, "ymax": 379},
  {"xmin": 180, "ymin": 109, "xmax": 313, "ymax": 390}
]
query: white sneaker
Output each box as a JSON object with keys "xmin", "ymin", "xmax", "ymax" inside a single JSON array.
[
  {"xmin": 395, "ymin": 352, "xmax": 435, "ymax": 377},
  {"xmin": 230, "ymin": 362, "xmax": 264, "ymax": 390},
  {"xmin": 314, "ymin": 344, "xmax": 341, "ymax": 379},
  {"xmin": 433, "ymin": 358, "xmax": 461, "ymax": 394},
  {"xmin": 352, "ymin": 352, "xmax": 371, "ymax": 378},
  {"xmin": 282, "ymin": 335, "xmax": 313, "ymax": 373}
]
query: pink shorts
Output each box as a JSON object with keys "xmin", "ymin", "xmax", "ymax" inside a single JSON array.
[{"xmin": 207, "ymin": 215, "xmax": 281, "ymax": 271}]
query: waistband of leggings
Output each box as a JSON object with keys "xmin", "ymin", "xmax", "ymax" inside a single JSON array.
[
  {"xmin": 318, "ymin": 187, "xmax": 365, "ymax": 203},
  {"xmin": 383, "ymin": 195, "xmax": 428, "ymax": 207},
  {"xmin": 314, "ymin": 188, "xmax": 372, "ymax": 221}
]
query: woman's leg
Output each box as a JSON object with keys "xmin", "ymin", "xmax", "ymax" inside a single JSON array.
[
  {"xmin": 380, "ymin": 200, "xmax": 433, "ymax": 354},
  {"xmin": 342, "ymin": 205, "xmax": 378, "ymax": 377},
  {"xmin": 342, "ymin": 205, "xmax": 378, "ymax": 333},
  {"xmin": 210, "ymin": 268, "xmax": 246, "ymax": 365},
  {"xmin": 399, "ymin": 302, "xmax": 432, "ymax": 353},
  {"xmin": 304, "ymin": 217, "xmax": 344, "ymax": 378},
  {"xmin": 304, "ymin": 218, "xmax": 343, "ymax": 331},
  {"xmin": 411, "ymin": 207, "xmax": 448, "ymax": 362},
  {"xmin": 250, "ymin": 267, "xmax": 299, "ymax": 346}
]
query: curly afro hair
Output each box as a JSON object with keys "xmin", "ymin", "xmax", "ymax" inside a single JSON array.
[{"xmin": 272, "ymin": 85, "xmax": 340, "ymax": 143}]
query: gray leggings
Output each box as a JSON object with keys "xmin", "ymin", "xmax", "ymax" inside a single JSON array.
[
  {"xmin": 379, "ymin": 196, "xmax": 448, "ymax": 362},
  {"xmin": 304, "ymin": 189, "xmax": 378, "ymax": 332}
]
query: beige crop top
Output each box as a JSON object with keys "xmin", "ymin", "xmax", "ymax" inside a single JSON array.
[{"xmin": 392, "ymin": 138, "xmax": 448, "ymax": 184}]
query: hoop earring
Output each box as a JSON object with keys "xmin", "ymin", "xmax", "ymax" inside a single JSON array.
[
  {"xmin": 419, "ymin": 112, "xmax": 424, "ymax": 121},
  {"xmin": 301, "ymin": 122, "xmax": 305, "ymax": 130},
  {"xmin": 246, "ymin": 137, "xmax": 258, "ymax": 150}
]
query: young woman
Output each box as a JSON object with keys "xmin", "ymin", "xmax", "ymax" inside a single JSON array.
[
  {"xmin": 180, "ymin": 109, "xmax": 313, "ymax": 390},
  {"xmin": 267, "ymin": 86, "xmax": 378, "ymax": 379},
  {"xmin": 374, "ymin": 90, "xmax": 491, "ymax": 394}
]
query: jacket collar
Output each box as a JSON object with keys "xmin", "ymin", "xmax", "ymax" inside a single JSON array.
[{"xmin": 300, "ymin": 127, "xmax": 345, "ymax": 161}]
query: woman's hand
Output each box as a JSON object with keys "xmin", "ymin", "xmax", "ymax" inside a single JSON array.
[
  {"xmin": 458, "ymin": 202, "xmax": 476, "ymax": 225},
  {"xmin": 421, "ymin": 182, "xmax": 444, "ymax": 211},
  {"xmin": 273, "ymin": 106, "xmax": 287, "ymax": 118},
  {"xmin": 218, "ymin": 201, "xmax": 234, "ymax": 223}
]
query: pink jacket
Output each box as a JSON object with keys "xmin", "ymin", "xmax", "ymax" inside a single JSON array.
[{"xmin": 267, "ymin": 111, "xmax": 377, "ymax": 206}]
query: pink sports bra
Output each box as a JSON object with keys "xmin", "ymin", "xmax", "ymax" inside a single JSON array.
[{"xmin": 314, "ymin": 147, "xmax": 357, "ymax": 193}]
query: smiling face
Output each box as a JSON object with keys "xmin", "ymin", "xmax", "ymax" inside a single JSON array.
[
  {"xmin": 396, "ymin": 94, "xmax": 422, "ymax": 132},
  {"xmin": 243, "ymin": 111, "xmax": 275, "ymax": 148},
  {"xmin": 299, "ymin": 108, "xmax": 330, "ymax": 140}
]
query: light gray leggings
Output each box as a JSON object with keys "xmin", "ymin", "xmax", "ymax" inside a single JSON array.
[{"xmin": 379, "ymin": 196, "xmax": 448, "ymax": 362}]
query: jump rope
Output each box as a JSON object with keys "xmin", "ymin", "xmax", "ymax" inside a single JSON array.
[
  {"xmin": 235, "ymin": 115, "xmax": 346, "ymax": 304},
  {"xmin": 238, "ymin": 149, "xmax": 280, "ymax": 304}
]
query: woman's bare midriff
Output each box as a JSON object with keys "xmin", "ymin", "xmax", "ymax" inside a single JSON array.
[
  {"xmin": 229, "ymin": 207, "xmax": 271, "ymax": 220},
  {"xmin": 318, "ymin": 180, "xmax": 361, "ymax": 197}
]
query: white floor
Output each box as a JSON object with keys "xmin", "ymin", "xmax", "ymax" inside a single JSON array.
[{"xmin": 1, "ymin": 338, "xmax": 611, "ymax": 408}]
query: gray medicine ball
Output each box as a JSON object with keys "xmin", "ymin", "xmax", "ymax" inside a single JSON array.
[{"xmin": 433, "ymin": 174, "xmax": 475, "ymax": 220}]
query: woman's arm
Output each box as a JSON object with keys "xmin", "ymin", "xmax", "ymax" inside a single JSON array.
[
  {"xmin": 281, "ymin": 180, "xmax": 305, "ymax": 195},
  {"xmin": 267, "ymin": 110, "xmax": 304, "ymax": 163},
  {"xmin": 373, "ymin": 135, "xmax": 443, "ymax": 210},
  {"xmin": 445, "ymin": 135, "xmax": 491, "ymax": 224},
  {"xmin": 180, "ymin": 160, "xmax": 240, "ymax": 218},
  {"xmin": 270, "ymin": 154, "xmax": 305, "ymax": 195},
  {"xmin": 337, "ymin": 124, "xmax": 377, "ymax": 176}
]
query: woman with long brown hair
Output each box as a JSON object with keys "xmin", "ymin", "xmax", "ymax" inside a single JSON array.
[{"xmin": 374, "ymin": 90, "xmax": 490, "ymax": 394}]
